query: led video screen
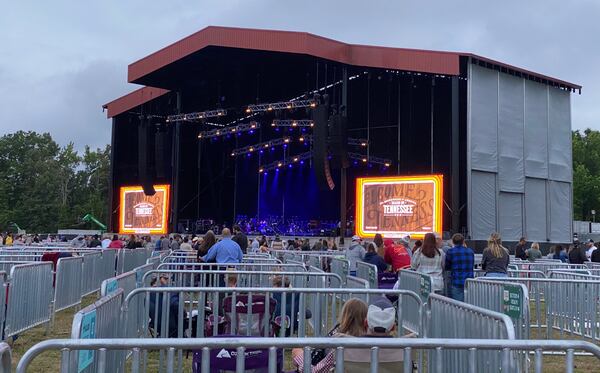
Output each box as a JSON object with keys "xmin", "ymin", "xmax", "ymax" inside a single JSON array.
[
  {"xmin": 119, "ymin": 185, "xmax": 170, "ymax": 234},
  {"xmin": 355, "ymin": 175, "xmax": 443, "ymax": 238}
]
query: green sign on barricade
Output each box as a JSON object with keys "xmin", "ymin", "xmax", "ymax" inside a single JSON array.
[
  {"xmin": 419, "ymin": 275, "xmax": 431, "ymax": 302},
  {"xmin": 502, "ymin": 284, "xmax": 523, "ymax": 318},
  {"xmin": 78, "ymin": 310, "xmax": 96, "ymax": 372}
]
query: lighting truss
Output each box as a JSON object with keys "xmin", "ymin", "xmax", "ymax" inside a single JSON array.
[
  {"xmin": 230, "ymin": 135, "xmax": 311, "ymax": 157},
  {"xmin": 197, "ymin": 121, "xmax": 259, "ymax": 139},
  {"xmin": 348, "ymin": 138, "xmax": 369, "ymax": 147},
  {"xmin": 166, "ymin": 109, "xmax": 227, "ymax": 123},
  {"xmin": 245, "ymin": 99, "xmax": 317, "ymax": 113},
  {"xmin": 348, "ymin": 152, "xmax": 392, "ymax": 167},
  {"xmin": 271, "ymin": 119, "xmax": 314, "ymax": 128},
  {"xmin": 259, "ymin": 151, "xmax": 313, "ymax": 173}
]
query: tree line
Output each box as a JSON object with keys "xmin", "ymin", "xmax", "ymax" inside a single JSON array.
[
  {"xmin": 0, "ymin": 131, "xmax": 110, "ymax": 233},
  {"xmin": 0, "ymin": 129, "xmax": 598, "ymax": 232}
]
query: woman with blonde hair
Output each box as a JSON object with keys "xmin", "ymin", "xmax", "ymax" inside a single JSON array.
[
  {"xmin": 481, "ymin": 232, "xmax": 509, "ymax": 277},
  {"xmin": 526, "ymin": 242, "xmax": 543, "ymax": 262},
  {"xmin": 292, "ymin": 298, "xmax": 368, "ymax": 372}
]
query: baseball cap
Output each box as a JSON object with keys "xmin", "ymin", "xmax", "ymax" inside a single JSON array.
[
  {"xmin": 587, "ymin": 239, "xmax": 594, "ymax": 243},
  {"xmin": 352, "ymin": 235, "xmax": 361, "ymax": 242},
  {"xmin": 367, "ymin": 296, "xmax": 396, "ymax": 333}
]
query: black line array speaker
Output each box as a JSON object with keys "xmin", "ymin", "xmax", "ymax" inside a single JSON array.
[
  {"xmin": 138, "ymin": 117, "xmax": 156, "ymax": 196},
  {"xmin": 154, "ymin": 126, "xmax": 167, "ymax": 179},
  {"xmin": 311, "ymin": 96, "xmax": 335, "ymax": 190},
  {"xmin": 329, "ymin": 113, "xmax": 349, "ymax": 169}
]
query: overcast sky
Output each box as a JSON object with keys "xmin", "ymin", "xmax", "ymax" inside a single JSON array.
[{"xmin": 1, "ymin": 1, "xmax": 597, "ymax": 150}]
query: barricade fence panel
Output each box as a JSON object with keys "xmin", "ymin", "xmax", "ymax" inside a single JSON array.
[
  {"xmin": 122, "ymin": 287, "xmax": 422, "ymax": 344},
  {"xmin": 356, "ymin": 261, "xmax": 378, "ymax": 289},
  {"xmin": 54, "ymin": 256, "xmax": 83, "ymax": 313},
  {"xmin": 98, "ymin": 250, "xmax": 117, "ymax": 284},
  {"xmin": 0, "ymin": 273, "xmax": 6, "ymax": 340},
  {"xmin": 0, "ymin": 261, "xmax": 30, "ymax": 275},
  {"xmin": 156, "ymin": 262, "xmax": 307, "ymax": 273},
  {"xmin": 81, "ymin": 252, "xmax": 102, "ymax": 296},
  {"xmin": 475, "ymin": 277, "xmax": 600, "ymax": 342},
  {"xmin": 71, "ymin": 288, "xmax": 124, "ymax": 373},
  {"xmin": 329, "ymin": 257, "xmax": 349, "ymax": 285},
  {"xmin": 426, "ymin": 293, "xmax": 516, "ymax": 373},
  {"xmin": 15, "ymin": 338, "xmax": 600, "ymax": 373},
  {"xmin": 141, "ymin": 270, "xmax": 343, "ymax": 290},
  {"xmin": 4, "ymin": 262, "xmax": 54, "ymax": 338},
  {"xmin": 0, "ymin": 342, "xmax": 10, "ymax": 373}
]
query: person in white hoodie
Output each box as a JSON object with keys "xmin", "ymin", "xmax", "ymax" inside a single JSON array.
[{"xmin": 346, "ymin": 235, "xmax": 366, "ymax": 275}]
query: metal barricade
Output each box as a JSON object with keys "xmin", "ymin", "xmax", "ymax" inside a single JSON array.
[
  {"xmin": 71, "ymin": 288, "xmax": 124, "ymax": 373},
  {"xmin": 329, "ymin": 257, "xmax": 349, "ymax": 285},
  {"xmin": 122, "ymin": 287, "xmax": 423, "ymax": 347},
  {"xmin": 81, "ymin": 252, "xmax": 102, "ymax": 296},
  {"xmin": 54, "ymin": 256, "xmax": 83, "ymax": 314},
  {"xmin": 356, "ymin": 261, "xmax": 378, "ymax": 289},
  {"xmin": 548, "ymin": 270, "xmax": 597, "ymax": 279},
  {"xmin": 17, "ymin": 338, "xmax": 600, "ymax": 373},
  {"xmin": 426, "ymin": 293, "xmax": 516, "ymax": 372},
  {"xmin": 101, "ymin": 270, "xmax": 136, "ymax": 298},
  {"xmin": 98, "ymin": 250, "xmax": 117, "ymax": 283},
  {"xmin": 141, "ymin": 270, "xmax": 343, "ymax": 289},
  {"xmin": 121, "ymin": 249, "xmax": 150, "ymax": 274},
  {"xmin": 156, "ymin": 262, "xmax": 306, "ymax": 272},
  {"xmin": 4, "ymin": 262, "xmax": 54, "ymax": 338},
  {"xmin": 146, "ymin": 255, "xmax": 161, "ymax": 269},
  {"xmin": 476, "ymin": 277, "xmax": 600, "ymax": 341},
  {"xmin": 0, "ymin": 261, "xmax": 31, "ymax": 273},
  {"xmin": 465, "ymin": 279, "xmax": 530, "ymax": 339},
  {"xmin": 0, "ymin": 273, "xmax": 6, "ymax": 340},
  {"xmin": 0, "ymin": 254, "xmax": 41, "ymax": 262},
  {"xmin": 0, "ymin": 342, "xmax": 10, "ymax": 373}
]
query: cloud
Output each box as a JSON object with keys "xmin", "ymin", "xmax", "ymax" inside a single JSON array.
[{"xmin": 0, "ymin": 0, "xmax": 598, "ymax": 151}]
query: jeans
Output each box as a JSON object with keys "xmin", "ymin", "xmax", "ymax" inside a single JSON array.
[
  {"xmin": 449, "ymin": 286, "xmax": 464, "ymax": 302},
  {"xmin": 485, "ymin": 272, "xmax": 507, "ymax": 277}
]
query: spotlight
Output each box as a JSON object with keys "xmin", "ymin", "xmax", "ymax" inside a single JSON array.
[
  {"xmin": 245, "ymin": 108, "xmax": 252, "ymax": 113},
  {"xmin": 259, "ymin": 168, "xmax": 264, "ymax": 173},
  {"xmin": 292, "ymin": 121, "xmax": 297, "ymax": 127},
  {"xmin": 300, "ymin": 160, "xmax": 305, "ymax": 165},
  {"xmin": 284, "ymin": 138, "xmax": 290, "ymax": 143},
  {"xmin": 299, "ymin": 137, "xmax": 305, "ymax": 142},
  {"xmin": 231, "ymin": 152, "xmax": 235, "ymax": 156},
  {"xmin": 277, "ymin": 162, "xmax": 283, "ymax": 167},
  {"xmin": 267, "ymin": 107, "xmax": 273, "ymax": 111},
  {"xmin": 384, "ymin": 162, "xmax": 390, "ymax": 167},
  {"xmin": 250, "ymin": 123, "xmax": 256, "ymax": 129},
  {"xmin": 249, "ymin": 147, "xmax": 254, "ymax": 152},
  {"xmin": 361, "ymin": 142, "xmax": 367, "ymax": 147},
  {"xmin": 362, "ymin": 158, "xmax": 367, "ymax": 163},
  {"xmin": 288, "ymin": 164, "xmax": 293, "ymax": 168},
  {"xmin": 271, "ymin": 123, "xmax": 276, "ymax": 127},
  {"xmin": 231, "ymin": 128, "xmax": 236, "ymax": 132},
  {"xmin": 293, "ymin": 157, "xmax": 298, "ymax": 162},
  {"xmin": 264, "ymin": 144, "xmax": 270, "ymax": 148}
]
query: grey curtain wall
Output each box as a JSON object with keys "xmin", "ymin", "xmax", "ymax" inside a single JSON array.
[{"xmin": 469, "ymin": 64, "xmax": 572, "ymax": 243}]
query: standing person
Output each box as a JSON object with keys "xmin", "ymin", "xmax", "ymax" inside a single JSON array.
[
  {"xmin": 5, "ymin": 233, "xmax": 13, "ymax": 246},
  {"xmin": 126, "ymin": 235, "xmax": 140, "ymax": 249},
  {"xmin": 161, "ymin": 235, "xmax": 170, "ymax": 251},
  {"xmin": 271, "ymin": 235, "xmax": 283, "ymax": 250},
  {"xmin": 170, "ymin": 235, "xmax": 181, "ymax": 251},
  {"xmin": 568, "ymin": 241, "xmax": 587, "ymax": 264},
  {"xmin": 585, "ymin": 239, "xmax": 597, "ymax": 261},
  {"xmin": 199, "ymin": 228, "xmax": 243, "ymax": 264},
  {"xmin": 197, "ymin": 230, "xmax": 217, "ymax": 258},
  {"xmin": 444, "ymin": 233, "xmax": 474, "ymax": 302},
  {"xmin": 108, "ymin": 235, "xmax": 124, "ymax": 249},
  {"xmin": 232, "ymin": 225, "xmax": 248, "ymax": 254},
  {"xmin": 591, "ymin": 245, "xmax": 600, "ymax": 263},
  {"xmin": 180, "ymin": 236, "xmax": 193, "ymax": 251},
  {"xmin": 411, "ymin": 233, "xmax": 445, "ymax": 293},
  {"xmin": 249, "ymin": 237, "xmax": 260, "ymax": 253},
  {"xmin": 363, "ymin": 243, "xmax": 388, "ymax": 272},
  {"xmin": 412, "ymin": 240, "xmax": 423, "ymax": 254},
  {"xmin": 101, "ymin": 235, "xmax": 111, "ymax": 249},
  {"xmin": 481, "ymin": 233, "xmax": 509, "ymax": 277},
  {"xmin": 526, "ymin": 242, "xmax": 543, "ymax": 262},
  {"xmin": 88, "ymin": 234, "xmax": 102, "ymax": 248},
  {"xmin": 552, "ymin": 245, "xmax": 568, "ymax": 263},
  {"xmin": 346, "ymin": 236, "xmax": 366, "ymax": 276},
  {"xmin": 373, "ymin": 233, "xmax": 384, "ymax": 257},
  {"xmin": 383, "ymin": 239, "xmax": 411, "ymax": 272},
  {"xmin": 514, "ymin": 237, "xmax": 528, "ymax": 260}
]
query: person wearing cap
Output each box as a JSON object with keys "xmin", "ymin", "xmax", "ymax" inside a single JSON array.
[
  {"xmin": 343, "ymin": 296, "xmax": 412, "ymax": 372},
  {"xmin": 585, "ymin": 239, "xmax": 597, "ymax": 261},
  {"xmin": 346, "ymin": 235, "xmax": 366, "ymax": 275}
]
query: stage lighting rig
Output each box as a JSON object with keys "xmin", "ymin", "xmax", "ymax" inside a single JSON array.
[
  {"xmin": 271, "ymin": 119, "xmax": 314, "ymax": 128},
  {"xmin": 197, "ymin": 121, "xmax": 259, "ymax": 139},
  {"xmin": 259, "ymin": 151, "xmax": 313, "ymax": 173},
  {"xmin": 245, "ymin": 99, "xmax": 317, "ymax": 113},
  {"xmin": 166, "ymin": 109, "xmax": 227, "ymax": 123},
  {"xmin": 348, "ymin": 152, "xmax": 391, "ymax": 167}
]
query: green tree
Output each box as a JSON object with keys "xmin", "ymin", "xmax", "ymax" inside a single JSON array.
[{"xmin": 572, "ymin": 129, "xmax": 600, "ymax": 220}]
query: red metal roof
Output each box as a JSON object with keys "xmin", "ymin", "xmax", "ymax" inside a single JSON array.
[
  {"xmin": 102, "ymin": 86, "xmax": 169, "ymax": 118},
  {"xmin": 127, "ymin": 26, "xmax": 461, "ymax": 83},
  {"xmin": 105, "ymin": 26, "xmax": 581, "ymax": 118}
]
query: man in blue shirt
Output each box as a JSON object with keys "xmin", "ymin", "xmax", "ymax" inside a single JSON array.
[
  {"xmin": 201, "ymin": 228, "xmax": 243, "ymax": 264},
  {"xmin": 444, "ymin": 233, "xmax": 474, "ymax": 302}
]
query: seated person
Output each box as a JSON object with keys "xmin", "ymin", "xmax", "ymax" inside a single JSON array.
[
  {"xmin": 148, "ymin": 274, "xmax": 181, "ymax": 337},
  {"xmin": 271, "ymin": 275, "xmax": 311, "ymax": 336},
  {"xmin": 343, "ymin": 296, "xmax": 413, "ymax": 373},
  {"xmin": 292, "ymin": 298, "xmax": 368, "ymax": 372}
]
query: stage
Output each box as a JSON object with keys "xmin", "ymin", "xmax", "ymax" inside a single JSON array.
[{"xmin": 103, "ymin": 26, "xmax": 579, "ymax": 245}]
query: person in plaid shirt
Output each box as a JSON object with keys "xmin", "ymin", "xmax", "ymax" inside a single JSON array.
[{"xmin": 444, "ymin": 233, "xmax": 474, "ymax": 301}]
